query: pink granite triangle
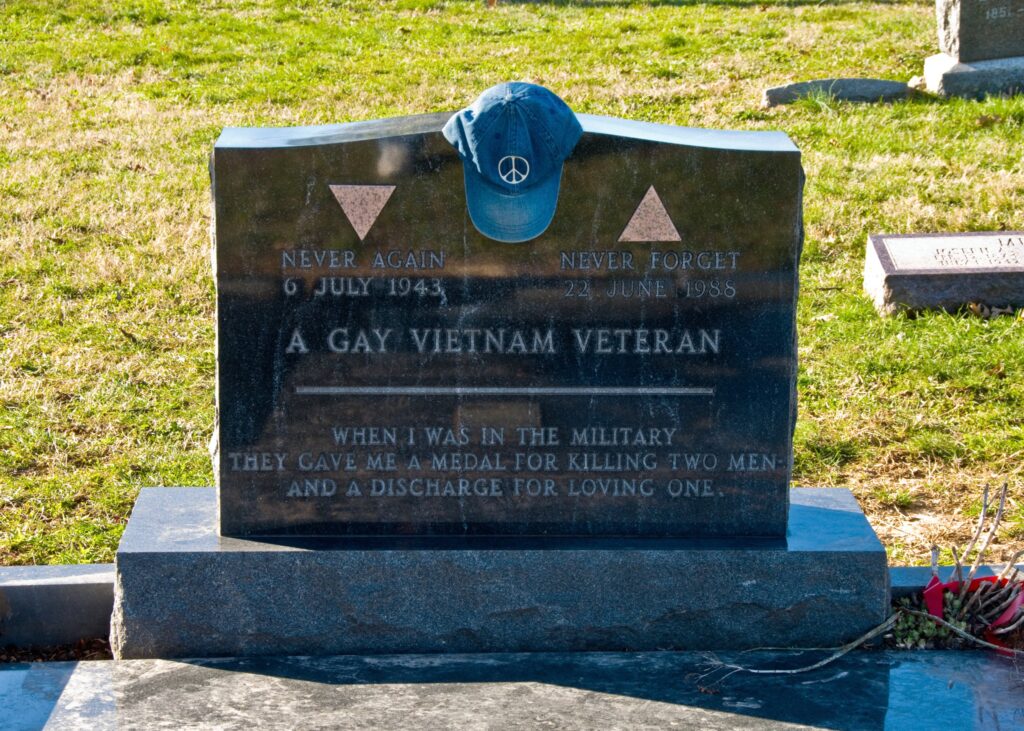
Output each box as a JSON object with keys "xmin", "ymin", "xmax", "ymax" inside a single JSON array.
[
  {"xmin": 329, "ymin": 184, "xmax": 396, "ymax": 240},
  {"xmin": 618, "ymin": 186, "xmax": 681, "ymax": 242}
]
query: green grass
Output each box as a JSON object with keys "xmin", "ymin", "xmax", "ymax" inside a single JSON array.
[{"xmin": 1, "ymin": 0, "xmax": 1022, "ymax": 566}]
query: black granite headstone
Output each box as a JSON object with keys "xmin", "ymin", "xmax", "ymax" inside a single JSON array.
[
  {"xmin": 937, "ymin": 0, "xmax": 1024, "ymax": 62},
  {"xmin": 212, "ymin": 112, "xmax": 803, "ymax": 538}
]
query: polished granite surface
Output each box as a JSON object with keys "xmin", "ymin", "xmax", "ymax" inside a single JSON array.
[
  {"xmin": 2, "ymin": 650, "xmax": 1021, "ymax": 730},
  {"xmin": 213, "ymin": 110, "xmax": 804, "ymax": 539}
]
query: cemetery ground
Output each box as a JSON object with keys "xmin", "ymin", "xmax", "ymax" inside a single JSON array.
[{"xmin": 1, "ymin": 0, "xmax": 1022, "ymax": 570}]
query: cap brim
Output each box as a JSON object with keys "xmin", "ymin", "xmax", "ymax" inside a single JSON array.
[{"xmin": 461, "ymin": 161, "xmax": 562, "ymax": 244}]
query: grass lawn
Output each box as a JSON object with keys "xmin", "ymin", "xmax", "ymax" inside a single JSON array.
[{"xmin": 1, "ymin": 0, "xmax": 1022, "ymax": 567}]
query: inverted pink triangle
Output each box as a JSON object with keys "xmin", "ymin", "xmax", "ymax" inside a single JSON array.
[
  {"xmin": 618, "ymin": 186, "xmax": 681, "ymax": 242},
  {"xmin": 329, "ymin": 184, "xmax": 396, "ymax": 240}
]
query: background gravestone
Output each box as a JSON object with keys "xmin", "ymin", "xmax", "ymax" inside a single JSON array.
[
  {"xmin": 864, "ymin": 232, "xmax": 1024, "ymax": 314},
  {"xmin": 925, "ymin": 0, "xmax": 1024, "ymax": 96},
  {"xmin": 937, "ymin": 0, "xmax": 1024, "ymax": 61},
  {"xmin": 214, "ymin": 113, "xmax": 803, "ymax": 539}
]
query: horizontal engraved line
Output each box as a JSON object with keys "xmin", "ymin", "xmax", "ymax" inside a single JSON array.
[{"xmin": 295, "ymin": 386, "xmax": 715, "ymax": 397}]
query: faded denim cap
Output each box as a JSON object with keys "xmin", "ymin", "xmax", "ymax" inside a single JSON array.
[{"xmin": 443, "ymin": 82, "xmax": 583, "ymax": 243}]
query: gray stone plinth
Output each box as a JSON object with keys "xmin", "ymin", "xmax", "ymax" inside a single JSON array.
[
  {"xmin": 924, "ymin": 52, "xmax": 1024, "ymax": 97},
  {"xmin": 111, "ymin": 487, "xmax": 888, "ymax": 660},
  {"xmin": 0, "ymin": 564, "xmax": 113, "ymax": 647},
  {"xmin": 762, "ymin": 78, "xmax": 913, "ymax": 107}
]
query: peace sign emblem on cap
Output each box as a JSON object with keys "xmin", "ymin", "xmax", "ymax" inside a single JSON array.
[{"xmin": 498, "ymin": 155, "xmax": 530, "ymax": 185}]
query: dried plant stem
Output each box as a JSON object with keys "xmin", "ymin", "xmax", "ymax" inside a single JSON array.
[
  {"xmin": 961, "ymin": 483, "xmax": 1009, "ymax": 614},
  {"xmin": 703, "ymin": 614, "xmax": 900, "ymax": 676},
  {"xmin": 978, "ymin": 585, "xmax": 1019, "ymax": 622},
  {"xmin": 996, "ymin": 552, "xmax": 1024, "ymax": 581},
  {"xmin": 701, "ymin": 483, "xmax": 1024, "ymax": 679},
  {"xmin": 958, "ymin": 483, "xmax": 990, "ymax": 581},
  {"xmin": 979, "ymin": 577, "xmax": 1015, "ymax": 601},
  {"xmin": 704, "ymin": 603, "xmax": 1024, "ymax": 678},
  {"xmin": 962, "ymin": 580, "xmax": 999, "ymax": 622},
  {"xmin": 992, "ymin": 610, "xmax": 1024, "ymax": 635},
  {"xmin": 974, "ymin": 577, "xmax": 1007, "ymax": 610},
  {"xmin": 952, "ymin": 546, "xmax": 965, "ymax": 594}
]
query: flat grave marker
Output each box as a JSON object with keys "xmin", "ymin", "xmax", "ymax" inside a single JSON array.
[{"xmin": 865, "ymin": 232, "xmax": 1024, "ymax": 314}]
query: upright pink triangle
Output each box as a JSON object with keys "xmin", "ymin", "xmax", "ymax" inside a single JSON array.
[
  {"xmin": 618, "ymin": 186, "xmax": 681, "ymax": 242},
  {"xmin": 329, "ymin": 184, "xmax": 396, "ymax": 240}
]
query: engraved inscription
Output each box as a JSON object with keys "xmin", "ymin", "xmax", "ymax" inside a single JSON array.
[
  {"xmin": 981, "ymin": 1, "xmax": 1024, "ymax": 23},
  {"xmin": 219, "ymin": 423, "xmax": 790, "ymax": 503},
  {"xmin": 883, "ymin": 235, "xmax": 1024, "ymax": 271}
]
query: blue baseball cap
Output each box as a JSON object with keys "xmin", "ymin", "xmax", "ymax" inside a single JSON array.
[{"xmin": 443, "ymin": 82, "xmax": 583, "ymax": 243}]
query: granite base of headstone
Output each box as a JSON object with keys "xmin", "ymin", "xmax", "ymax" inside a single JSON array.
[
  {"xmin": 923, "ymin": 53, "xmax": 1024, "ymax": 98},
  {"xmin": 924, "ymin": 0, "xmax": 1024, "ymax": 97},
  {"xmin": 864, "ymin": 232, "xmax": 1024, "ymax": 314},
  {"xmin": 111, "ymin": 487, "xmax": 888, "ymax": 659},
  {"xmin": 112, "ymin": 98, "xmax": 889, "ymax": 659}
]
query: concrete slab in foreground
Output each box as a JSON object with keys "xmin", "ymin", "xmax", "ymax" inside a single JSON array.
[
  {"xmin": 1, "ymin": 650, "xmax": 1021, "ymax": 730},
  {"xmin": 111, "ymin": 487, "xmax": 889, "ymax": 659}
]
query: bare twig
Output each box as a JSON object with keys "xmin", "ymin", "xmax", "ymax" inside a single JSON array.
[
  {"xmin": 972, "ymin": 578, "xmax": 1001, "ymax": 604},
  {"xmin": 698, "ymin": 598, "xmax": 1023, "ymax": 681},
  {"xmin": 960, "ymin": 484, "xmax": 990, "ymax": 570},
  {"xmin": 979, "ymin": 586, "xmax": 1021, "ymax": 624},
  {"xmin": 974, "ymin": 569, "xmax": 1015, "ymax": 602},
  {"xmin": 992, "ymin": 610, "xmax": 1024, "ymax": 635},
  {"xmin": 957, "ymin": 484, "xmax": 991, "ymax": 598},
  {"xmin": 962, "ymin": 484, "xmax": 1009, "ymax": 614},
  {"xmin": 700, "ymin": 483, "xmax": 1023, "ymax": 681},
  {"xmin": 962, "ymin": 579, "xmax": 998, "ymax": 620},
  {"xmin": 952, "ymin": 546, "xmax": 965, "ymax": 602},
  {"xmin": 977, "ymin": 578, "xmax": 1019, "ymax": 611},
  {"xmin": 995, "ymin": 551, "xmax": 1024, "ymax": 582},
  {"xmin": 957, "ymin": 484, "xmax": 990, "ymax": 599},
  {"xmin": 702, "ymin": 614, "xmax": 900, "ymax": 676}
]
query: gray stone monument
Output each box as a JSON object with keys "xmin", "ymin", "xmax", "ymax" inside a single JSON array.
[
  {"xmin": 111, "ymin": 84, "xmax": 889, "ymax": 659},
  {"xmin": 865, "ymin": 232, "xmax": 1024, "ymax": 314},
  {"xmin": 925, "ymin": 0, "xmax": 1024, "ymax": 97}
]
